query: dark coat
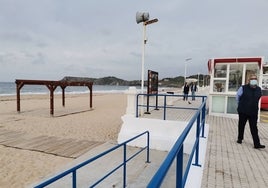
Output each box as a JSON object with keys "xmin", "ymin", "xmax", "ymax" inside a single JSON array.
[
  {"xmin": 237, "ymin": 84, "xmax": 262, "ymax": 116},
  {"xmin": 183, "ymin": 84, "xmax": 190, "ymax": 94}
]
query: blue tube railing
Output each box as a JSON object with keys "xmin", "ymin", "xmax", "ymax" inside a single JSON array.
[
  {"xmin": 136, "ymin": 93, "xmax": 207, "ymax": 120},
  {"xmin": 147, "ymin": 95, "xmax": 207, "ymax": 188},
  {"xmin": 34, "ymin": 131, "xmax": 150, "ymax": 188}
]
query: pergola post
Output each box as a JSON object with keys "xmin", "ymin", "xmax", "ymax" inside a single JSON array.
[
  {"xmin": 46, "ymin": 85, "xmax": 57, "ymax": 115},
  {"xmin": 16, "ymin": 81, "xmax": 24, "ymax": 112},
  {"xmin": 61, "ymin": 86, "xmax": 66, "ymax": 107},
  {"xmin": 88, "ymin": 85, "xmax": 93, "ymax": 108}
]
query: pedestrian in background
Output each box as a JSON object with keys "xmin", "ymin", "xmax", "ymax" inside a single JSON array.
[
  {"xmin": 191, "ymin": 82, "xmax": 198, "ymax": 101},
  {"xmin": 183, "ymin": 82, "xmax": 190, "ymax": 104}
]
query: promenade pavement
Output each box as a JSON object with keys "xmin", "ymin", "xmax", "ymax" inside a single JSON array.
[{"xmin": 202, "ymin": 112, "xmax": 268, "ymax": 188}]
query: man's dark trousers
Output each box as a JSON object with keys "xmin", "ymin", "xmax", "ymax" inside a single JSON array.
[{"xmin": 238, "ymin": 113, "xmax": 260, "ymax": 146}]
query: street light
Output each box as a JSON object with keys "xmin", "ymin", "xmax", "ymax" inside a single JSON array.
[
  {"xmin": 184, "ymin": 58, "xmax": 192, "ymax": 83},
  {"xmin": 136, "ymin": 12, "xmax": 158, "ymax": 115},
  {"xmin": 198, "ymin": 72, "xmax": 200, "ymax": 87}
]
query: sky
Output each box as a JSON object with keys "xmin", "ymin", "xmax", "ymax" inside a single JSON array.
[{"xmin": 1, "ymin": 0, "xmax": 268, "ymax": 82}]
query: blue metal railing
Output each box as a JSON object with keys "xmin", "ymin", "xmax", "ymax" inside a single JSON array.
[
  {"xmin": 146, "ymin": 94, "xmax": 207, "ymax": 188},
  {"xmin": 34, "ymin": 131, "xmax": 150, "ymax": 188},
  {"xmin": 136, "ymin": 93, "xmax": 207, "ymax": 120}
]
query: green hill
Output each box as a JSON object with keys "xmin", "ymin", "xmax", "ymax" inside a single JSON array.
[{"xmin": 61, "ymin": 74, "xmax": 209, "ymax": 87}]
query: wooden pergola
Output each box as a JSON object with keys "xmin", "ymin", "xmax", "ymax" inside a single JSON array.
[{"xmin": 15, "ymin": 79, "xmax": 93, "ymax": 115}]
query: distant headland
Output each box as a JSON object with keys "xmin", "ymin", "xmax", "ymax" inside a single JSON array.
[{"xmin": 61, "ymin": 74, "xmax": 209, "ymax": 87}]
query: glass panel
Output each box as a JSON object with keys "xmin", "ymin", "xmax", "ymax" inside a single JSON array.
[
  {"xmin": 213, "ymin": 80, "xmax": 226, "ymax": 92},
  {"xmin": 262, "ymin": 89, "xmax": 268, "ymax": 96},
  {"xmin": 245, "ymin": 64, "xmax": 259, "ymax": 84},
  {"xmin": 228, "ymin": 64, "xmax": 243, "ymax": 91},
  {"xmin": 262, "ymin": 75, "xmax": 268, "ymax": 89},
  {"xmin": 227, "ymin": 97, "xmax": 238, "ymax": 114},
  {"xmin": 263, "ymin": 65, "xmax": 268, "ymax": 74},
  {"xmin": 212, "ymin": 96, "xmax": 225, "ymax": 113},
  {"xmin": 214, "ymin": 64, "xmax": 227, "ymax": 78}
]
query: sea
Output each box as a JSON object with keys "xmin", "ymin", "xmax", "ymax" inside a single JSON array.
[{"xmin": 0, "ymin": 82, "xmax": 139, "ymax": 96}]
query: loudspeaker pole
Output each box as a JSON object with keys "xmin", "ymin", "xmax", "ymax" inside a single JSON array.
[
  {"xmin": 136, "ymin": 12, "xmax": 158, "ymax": 116},
  {"xmin": 140, "ymin": 23, "xmax": 146, "ymax": 115}
]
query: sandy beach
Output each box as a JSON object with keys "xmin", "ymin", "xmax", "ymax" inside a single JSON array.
[{"xmin": 0, "ymin": 93, "xmax": 127, "ymax": 187}]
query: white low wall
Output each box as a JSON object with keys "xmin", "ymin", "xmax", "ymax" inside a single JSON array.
[
  {"xmin": 117, "ymin": 87, "xmax": 201, "ymax": 154},
  {"xmin": 117, "ymin": 115, "xmax": 197, "ymax": 154}
]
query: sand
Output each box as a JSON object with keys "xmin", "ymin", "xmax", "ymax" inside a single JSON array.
[{"xmin": 0, "ymin": 93, "xmax": 127, "ymax": 187}]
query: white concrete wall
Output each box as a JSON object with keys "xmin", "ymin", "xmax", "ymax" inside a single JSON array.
[
  {"xmin": 117, "ymin": 115, "xmax": 196, "ymax": 154},
  {"xmin": 125, "ymin": 86, "xmax": 138, "ymax": 116}
]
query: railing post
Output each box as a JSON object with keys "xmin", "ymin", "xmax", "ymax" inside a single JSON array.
[
  {"xmin": 123, "ymin": 144, "xmax": 127, "ymax": 188},
  {"xmin": 147, "ymin": 131, "xmax": 150, "ymax": 163},
  {"xmin": 136, "ymin": 94, "xmax": 139, "ymax": 117},
  {"xmin": 155, "ymin": 93, "xmax": 159, "ymax": 110},
  {"xmin": 176, "ymin": 144, "xmax": 183, "ymax": 188},
  {"xmin": 201, "ymin": 97, "xmax": 206, "ymax": 138},
  {"xmin": 163, "ymin": 95, "xmax": 167, "ymax": 120},
  {"xmin": 193, "ymin": 113, "xmax": 201, "ymax": 167},
  {"xmin": 72, "ymin": 170, "xmax": 77, "ymax": 188}
]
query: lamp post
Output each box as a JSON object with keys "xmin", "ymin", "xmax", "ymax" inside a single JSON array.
[
  {"xmin": 184, "ymin": 58, "xmax": 192, "ymax": 83},
  {"xmin": 198, "ymin": 72, "xmax": 200, "ymax": 87},
  {"xmin": 136, "ymin": 12, "xmax": 158, "ymax": 115}
]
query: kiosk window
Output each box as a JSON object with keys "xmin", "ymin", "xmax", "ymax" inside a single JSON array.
[
  {"xmin": 228, "ymin": 64, "xmax": 243, "ymax": 92},
  {"xmin": 214, "ymin": 64, "xmax": 227, "ymax": 78}
]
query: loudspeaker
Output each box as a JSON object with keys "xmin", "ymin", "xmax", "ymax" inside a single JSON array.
[{"xmin": 136, "ymin": 12, "xmax": 150, "ymax": 24}]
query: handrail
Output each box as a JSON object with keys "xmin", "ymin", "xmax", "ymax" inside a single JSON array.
[
  {"xmin": 147, "ymin": 96, "xmax": 207, "ymax": 188},
  {"xmin": 136, "ymin": 93, "xmax": 207, "ymax": 120},
  {"xmin": 34, "ymin": 131, "xmax": 150, "ymax": 188}
]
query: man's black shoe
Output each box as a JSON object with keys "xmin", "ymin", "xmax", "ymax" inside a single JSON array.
[
  {"xmin": 254, "ymin": 144, "xmax": 265, "ymax": 149},
  {"xmin": 237, "ymin": 139, "xmax": 242, "ymax": 144}
]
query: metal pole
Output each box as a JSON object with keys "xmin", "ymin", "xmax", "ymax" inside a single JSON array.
[
  {"xmin": 198, "ymin": 72, "xmax": 200, "ymax": 87},
  {"xmin": 140, "ymin": 23, "xmax": 146, "ymax": 115},
  {"xmin": 123, "ymin": 144, "xmax": 127, "ymax": 187},
  {"xmin": 184, "ymin": 58, "xmax": 192, "ymax": 83},
  {"xmin": 184, "ymin": 61, "xmax": 187, "ymax": 84}
]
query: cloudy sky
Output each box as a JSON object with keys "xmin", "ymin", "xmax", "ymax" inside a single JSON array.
[{"xmin": 1, "ymin": 0, "xmax": 268, "ymax": 82}]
